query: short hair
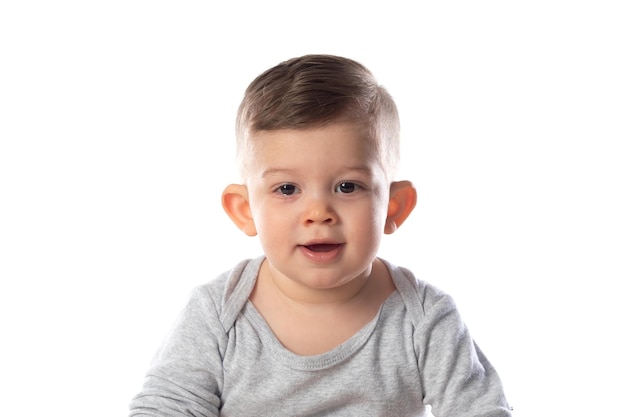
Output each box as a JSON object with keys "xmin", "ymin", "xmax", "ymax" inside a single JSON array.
[{"xmin": 235, "ymin": 54, "xmax": 401, "ymax": 180}]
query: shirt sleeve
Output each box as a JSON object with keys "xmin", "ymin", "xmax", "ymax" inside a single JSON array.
[
  {"xmin": 415, "ymin": 287, "xmax": 513, "ymax": 417},
  {"xmin": 129, "ymin": 286, "xmax": 227, "ymax": 417}
]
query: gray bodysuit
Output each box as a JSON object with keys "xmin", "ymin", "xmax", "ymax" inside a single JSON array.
[{"xmin": 129, "ymin": 257, "xmax": 512, "ymax": 416}]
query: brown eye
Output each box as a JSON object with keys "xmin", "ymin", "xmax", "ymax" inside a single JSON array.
[
  {"xmin": 336, "ymin": 182, "xmax": 358, "ymax": 194},
  {"xmin": 277, "ymin": 184, "xmax": 298, "ymax": 196}
]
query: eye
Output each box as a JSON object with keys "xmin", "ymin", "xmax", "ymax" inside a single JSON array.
[
  {"xmin": 276, "ymin": 183, "xmax": 299, "ymax": 196},
  {"xmin": 336, "ymin": 182, "xmax": 359, "ymax": 194}
]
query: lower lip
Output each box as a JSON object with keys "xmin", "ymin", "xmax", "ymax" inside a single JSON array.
[{"xmin": 299, "ymin": 244, "xmax": 344, "ymax": 263}]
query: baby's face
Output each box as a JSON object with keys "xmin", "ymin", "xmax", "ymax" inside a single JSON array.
[{"xmin": 244, "ymin": 122, "xmax": 391, "ymax": 290}]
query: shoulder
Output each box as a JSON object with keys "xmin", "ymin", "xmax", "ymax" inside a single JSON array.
[
  {"xmin": 383, "ymin": 259, "xmax": 452, "ymax": 305},
  {"xmin": 192, "ymin": 256, "xmax": 264, "ymax": 331},
  {"xmin": 381, "ymin": 258, "xmax": 458, "ymax": 325}
]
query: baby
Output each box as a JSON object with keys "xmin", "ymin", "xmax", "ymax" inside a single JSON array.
[{"xmin": 129, "ymin": 54, "xmax": 512, "ymax": 416}]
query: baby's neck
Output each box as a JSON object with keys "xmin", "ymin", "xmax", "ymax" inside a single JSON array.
[
  {"xmin": 262, "ymin": 260, "xmax": 378, "ymax": 307},
  {"xmin": 249, "ymin": 258, "xmax": 397, "ymax": 355}
]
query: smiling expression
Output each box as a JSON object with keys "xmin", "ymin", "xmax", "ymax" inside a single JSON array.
[{"xmin": 245, "ymin": 122, "xmax": 392, "ymax": 291}]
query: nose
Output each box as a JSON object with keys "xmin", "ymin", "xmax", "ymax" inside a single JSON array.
[{"xmin": 303, "ymin": 194, "xmax": 337, "ymax": 225}]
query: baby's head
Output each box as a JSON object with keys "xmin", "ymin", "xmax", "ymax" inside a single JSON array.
[{"xmin": 235, "ymin": 54, "xmax": 401, "ymax": 182}]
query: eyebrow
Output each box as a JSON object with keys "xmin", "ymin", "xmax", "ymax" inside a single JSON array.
[
  {"xmin": 261, "ymin": 166, "xmax": 374, "ymax": 179},
  {"xmin": 261, "ymin": 168, "xmax": 299, "ymax": 179}
]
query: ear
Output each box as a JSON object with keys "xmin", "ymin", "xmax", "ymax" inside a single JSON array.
[
  {"xmin": 222, "ymin": 184, "xmax": 257, "ymax": 236},
  {"xmin": 384, "ymin": 180, "xmax": 417, "ymax": 234}
]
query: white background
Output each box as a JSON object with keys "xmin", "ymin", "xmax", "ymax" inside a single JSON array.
[{"xmin": 1, "ymin": 1, "xmax": 624, "ymax": 416}]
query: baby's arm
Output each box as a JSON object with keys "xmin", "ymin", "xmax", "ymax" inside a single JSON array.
[
  {"xmin": 416, "ymin": 288, "xmax": 512, "ymax": 416},
  {"xmin": 129, "ymin": 287, "xmax": 226, "ymax": 416}
]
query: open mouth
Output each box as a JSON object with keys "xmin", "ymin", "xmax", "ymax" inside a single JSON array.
[
  {"xmin": 304, "ymin": 243, "xmax": 343, "ymax": 252},
  {"xmin": 299, "ymin": 242, "xmax": 344, "ymax": 262}
]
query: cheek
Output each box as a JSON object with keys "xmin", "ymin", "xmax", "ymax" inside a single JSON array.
[
  {"xmin": 347, "ymin": 200, "xmax": 388, "ymax": 233},
  {"xmin": 369, "ymin": 194, "xmax": 390, "ymax": 220},
  {"xmin": 251, "ymin": 201, "xmax": 292, "ymax": 239}
]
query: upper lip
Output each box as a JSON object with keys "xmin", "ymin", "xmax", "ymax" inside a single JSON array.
[{"xmin": 299, "ymin": 239, "xmax": 343, "ymax": 247}]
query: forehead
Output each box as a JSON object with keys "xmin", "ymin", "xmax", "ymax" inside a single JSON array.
[{"xmin": 248, "ymin": 122, "xmax": 379, "ymax": 166}]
